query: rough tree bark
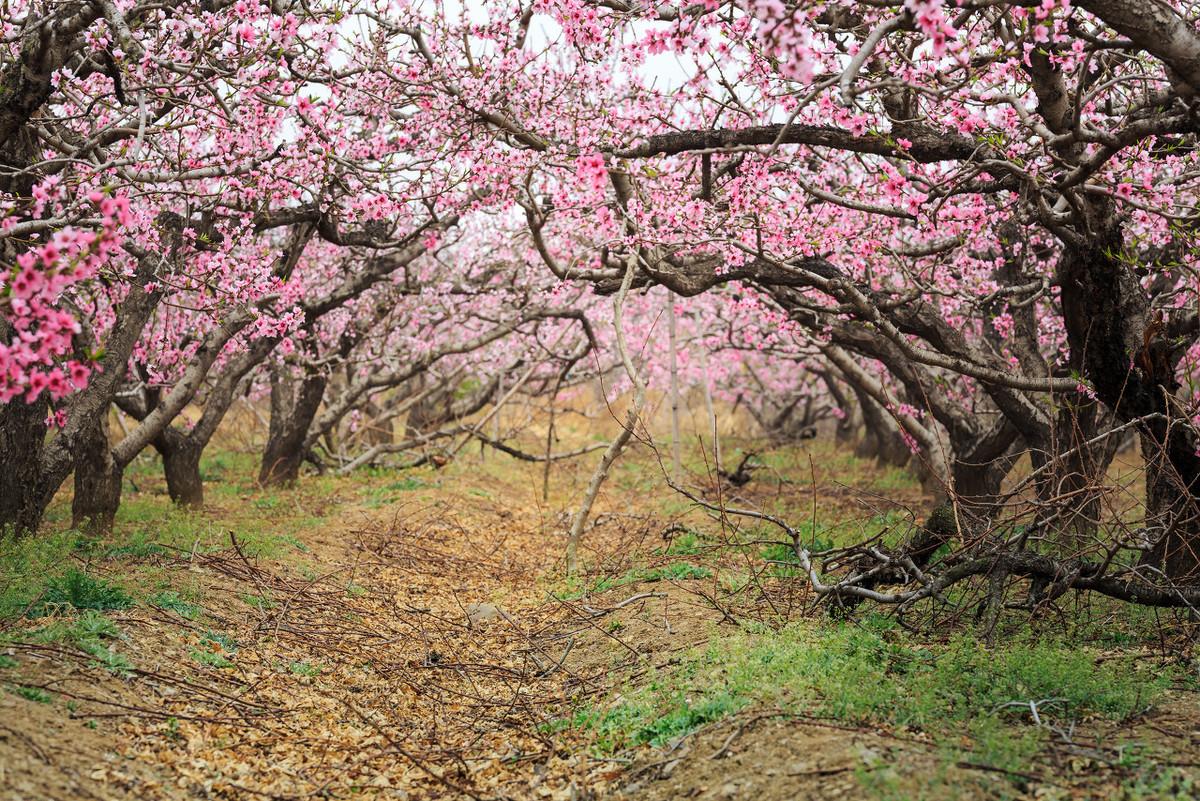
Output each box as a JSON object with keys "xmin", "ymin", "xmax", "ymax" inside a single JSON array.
[
  {"xmin": 154, "ymin": 426, "xmax": 205, "ymax": 508},
  {"xmin": 1059, "ymin": 217, "xmax": 1200, "ymax": 579},
  {"xmin": 0, "ymin": 262, "xmax": 162, "ymax": 534},
  {"xmin": 71, "ymin": 412, "xmax": 123, "ymax": 533},
  {"xmin": 849, "ymin": 381, "xmax": 911, "ymax": 469},
  {"xmin": 259, "ymin": 364, "xmax": 328, "ymax": 487},
  {"xmin": 0, "ymin": 370, "xmax": 54, "ymax": 533}
]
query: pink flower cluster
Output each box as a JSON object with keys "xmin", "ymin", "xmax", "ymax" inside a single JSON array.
[
  {"xmin": 0, "ymin": 192, "xmax": 132, "ymax": 405},
  {"xmin": 904, "ymin": 0, "xmax": 958, "ymax": 57},
  {"xmin": 749, "ymin": 0, "xmax": 816, "ymax": 82},
  {"xmin": 576, "ymin": 152, "xmax": 608, "ymax": 194}
]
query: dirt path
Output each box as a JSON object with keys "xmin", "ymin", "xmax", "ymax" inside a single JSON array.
[
  {"xmin": 5, "ymin": 448, "xmax": 1198, "ymax": 801},
  {"xmin": 1, "ymin": 460, "xmax": 639, "ymax": 800}
]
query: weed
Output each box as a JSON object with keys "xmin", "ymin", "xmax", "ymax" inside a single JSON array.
[
  {"xmin": 1120, "ymin": 765, "xmax": 1199, "ymax": 799},
  {"xmin": 28, "ymin": 570, "xmax": 133, "ymax": 617},
  {"xmin": 556, "ymin": 621, "xmax": 1165, "ymax": 767},
  {"xmin": 191, "ymin": 630, "xmax": 237, "ymax": 669},
  {"xmin": 279, "ymin": 534, "xmax": 310, "ymax": 553},
  {"xmin": 242, "ymin": 592, "xmax": 276, "ymax": 611},
  {"xmin": 104, "ymin": 532, "xmax": 171, "ymax": 559},
  {"xmin": 633, "ymin": 563, "xmax": 712, "ymax": 583},
  {"xmin": 202, "ymin": 631, "xmax": 238, "ymax": 651},
  {"xmin": 289, "ymin": 660, "xmax": 321, "ymax": 677},
  {"xmin": 386, "ymin": 477, "xmax": 427, "ymax": 491},
  {"xmin": 8, "ymin": 685, "xmax": 52, "ymax": 704},
  {"xmin": 0, "ymin": 654, "xmax": 16, "ymax": 669},
  {"xmin": 190, "ymin": 648, "xmax": 234, "ymax": 669},
  {"xmin": 78, "ymin": 638, "xmax": 134, "ymax": 675},
  {"xmin": 658, "ymin": 529, "xmax": 705, "ymax": 556},
  {"xmin": 150, "ymin": 590, "xmax": 200, "ymax": 619},
  {"xmin": 28, "ymin": 610, "xmax": 132, "ymax": 675},
  {"xmin": 0, "ymin": 530, "xmax": 86, "ymax": 618}
]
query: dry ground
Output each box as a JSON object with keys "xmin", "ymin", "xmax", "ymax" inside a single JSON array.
[{"xmin": 2, "ymin": 427, "xmax": 1199, "ymax": 800}]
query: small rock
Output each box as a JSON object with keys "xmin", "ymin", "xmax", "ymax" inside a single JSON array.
[
  {"xmin": 466, "ymin": 602, "xmax": 502, "ymax": 626},
  {"xmin": 857, "ymin": 745, "xmax": 882, "ymax": 767},
  {"xmin": 659, "ymin": 757, "xmax": 682, "ymax": 778}
]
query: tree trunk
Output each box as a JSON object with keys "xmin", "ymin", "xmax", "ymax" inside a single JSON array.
[
  {"xmin": 155, "ymin": 427, "xmax": 204, "ymax": 508},
  {"xmin": 71, "ymin": 413, "xmax": 122, "ymax": 534},
  {"xmin": 1141, "ymin": 430, "xmax": 1200, "ymax": 579},
  {"xmin": 357, "ymin": 399, "xmax": 394, "ymax": 447},
  {"xmin": 404, "ymin": 378, "xmax": 451, "ymax": 437},
  {"xmin": 697, "ymin": 348, "xmax": 722, "ymax": 472},
  {"xmin": 1058, "ymin": 220, "xmax": 1200, "ymax": 580},
  {"xmin": 852, "ymin": 385, "xmax": 910, "ymax": 469},
  {"xmin": 259, "ymin": 366, "xmax": 327, "ymax": 487},
  {"xmin": 0, "ymin": 392, "xmax": 54, "ymax": 535},
  {"xmin": 1034, "ymin": 396, "xmax": 1120, "ymax": 554}
]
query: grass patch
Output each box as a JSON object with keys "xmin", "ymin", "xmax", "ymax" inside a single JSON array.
[
  {"xmin": 634, "ymin": 563, "xmax": 712, "ymax": 583},
  {"xmin": 150, "ymin": 590, "xmax": 200, "ymax": 620},
  {"xmin": 551, "ymin": 561, "xmax": 714, "ymax": 600},
  {"xmin": 191, "ymin": 630, "xmax": 237, "ymax": 669},
  {"xmin": 26, "ymin": 610, "xmax": 132, "ymax": 675},
  {"xmin": 241, "ymin": 591, "xmax": 276, "ymax": 611},
  {"xmin": 190, "ymin": 648, "xmax": 234, "ymax": 669},
  {"xmin": 7, "ymin": 684, "xmax": 52, "ymax": 704},
  {"xmin": 289, "ymin": 660, "xmax": 321, "ymax": 677},
  {"xmin": 558, "ymin": 618, "xmax": 1165, "ymax": 764},
  {"xmin": 28, "ymin": 569, "xmax": 133, "ymax": 618},
  {"xmin": 655, "ymin": 528, "xmax": 715, "ymax": 557},
  {"xmin": 0, "ymin": 529, "xmax": 86, "ymax": 619}
]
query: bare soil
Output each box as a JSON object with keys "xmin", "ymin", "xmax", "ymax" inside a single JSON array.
[{"xmin": 2, "ymin": 443, "xmax": 1198, "ymax": 800}]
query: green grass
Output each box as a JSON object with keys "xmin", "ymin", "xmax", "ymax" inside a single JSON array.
[
  {"xmin": 360, "ymin": 476, "xmax": 432, "ymax": 508},
  {"xmin": 26, "ymin": 610, "xmax": 133, "ymax": 675},
  {"xmin": 551, "ymin": 560, "xmax": 714, "ymax": 600},
  {"xmin": 7, "ymin": 684, "xmax": 52, "ymax": 703},
  {"xmin": 635, "ymin": 563, "xmax": 712, "ymax": 582},
  {"xmin": 27, "ymin": 569, "xmax": 133, "ymax": 617},
  {"xmin": 191, "ymin": 631, "xmax": 237, "ymax": 669},
  {"xmin": 556, "ymin": 617, "xmax": 1166, "ymax": 767},
  {"xmin": 190, "ymin": 648, "xmax": 234, "ymax": 669},
  {"xmin": 150, "ymin": 590, "xmax": 200, "ymax": 620},
  {"xmin": 241, "ymin": 591, "xmax": 277, "ymax": 611},
  {"xmin": 655, "ymin": 529, "xmax": 713, "ymax": 557},
  {"xmin": 0, "ymin": 529, "xmax": 87, "ymax": 618},
  {"xmin": 114, "ymin": 501, "xmax": 309, "ymax": 561},
  {"xmin": 289, "ymin": 660, "xmax": 321, "ymax": 677}
]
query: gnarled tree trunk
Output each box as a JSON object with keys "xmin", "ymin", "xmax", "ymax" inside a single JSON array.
[
  {"xmin": 260, "ymin": 365, "xmax": 327, "ymax": 487},
  {"xmin": 851, "ymin": 383, "xmax": 910, "ymax": 469},
  {"xmin": 71, "ymin": 412, "xmax": 123, "ymax": 534},
  {"xmin": 1059, "ymin": 218, "xmax": 1200, "ymax": 580},
  {"xmin": 0, "ymin": 388, "xmax": 53, "ymax": 534},
  {"xmin": 154, "ymin": 426, "xmax": 205, "ymax": 508}
]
